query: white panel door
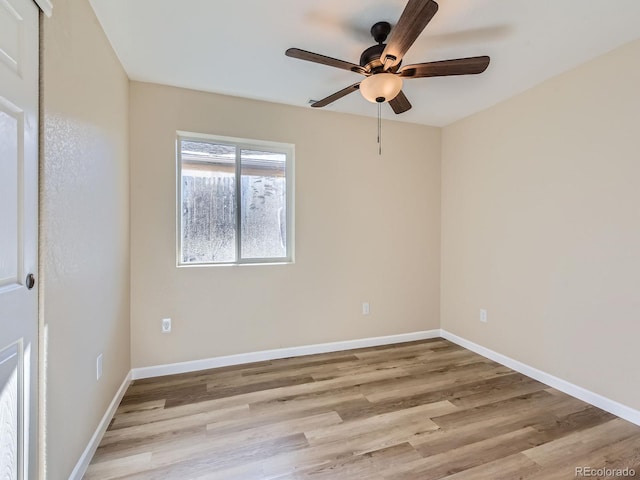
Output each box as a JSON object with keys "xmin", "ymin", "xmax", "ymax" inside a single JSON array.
[{"xmin": 0, "ymin": 0, "xmax": 39, "ymax": 478}]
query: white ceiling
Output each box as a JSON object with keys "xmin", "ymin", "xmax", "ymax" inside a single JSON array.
[{"xmin": 89, "ymin": 0, "xmax": 640, "ymax": 127}]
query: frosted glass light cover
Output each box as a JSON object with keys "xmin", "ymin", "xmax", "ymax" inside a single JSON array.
[{"xmin": 360, "ymin": 73, "xmax": 403, "ymax": 103}]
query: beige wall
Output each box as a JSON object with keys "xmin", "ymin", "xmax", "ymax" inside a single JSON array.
[
  {"xmin": 130, "ymin": 82, "xmax": 441, "ymax": 368},
  {"xmin": 41, "ymin": 0, "xmax": 130, "ymax": 477},
  {"xmin": 441, "ymin": 39, "xmax": 640, "ymax": 410}
]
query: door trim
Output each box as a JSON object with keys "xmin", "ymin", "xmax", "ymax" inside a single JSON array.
[{"xmin": 33, "ymin": 0, "xmax": 51, "ymax": 17}]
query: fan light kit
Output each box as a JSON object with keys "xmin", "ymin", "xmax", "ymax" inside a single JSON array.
[{"xmin": 359, "ymin": 73, "xmax": 403, "ymax": 103}]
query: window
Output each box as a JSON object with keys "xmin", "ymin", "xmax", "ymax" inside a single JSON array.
[{"xmin": 177, "ymin": 133, "xmax": 294, "ymax": 265}]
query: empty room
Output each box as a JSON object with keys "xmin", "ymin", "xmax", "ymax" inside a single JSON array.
[{"xmin": 2, "ymin": 0, "xmax": 640, "ymax": 478}]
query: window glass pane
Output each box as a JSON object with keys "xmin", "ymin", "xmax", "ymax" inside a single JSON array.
[
  {"xmin": 240, "ymin": 149, "xmax": 287, "ymax": 259},
  {"xmin": 181, "ymin": 140, "xmax": 237, "ymax": 263}
]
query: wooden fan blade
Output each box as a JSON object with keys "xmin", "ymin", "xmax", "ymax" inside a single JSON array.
[
  {"xmin": 286, "ymin": 48, "xmax": 368, "ymax": 75},
  {"xmin": 381, "ymin": 0, "xmax": 439, "ymax": 69},
  {"xmin": 311, "ymin": 83, "xmax": 361, "ymax": 108},
  {"xmin": 389, "ymin": 90, "xmax": 412, "ymax": 114},
  {"xmin": 399, "ymin": 56, "xmax": 490, "ymax": 78}
]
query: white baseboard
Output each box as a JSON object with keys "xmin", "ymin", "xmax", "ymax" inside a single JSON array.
[
  {"xmin": 131, "ymin": 330, "xmax": 441, "ymax": 380},
  {"xmin": 69, "ymin": 327, "xmax": 640, "ymax": 480},
  {"xmin": 440, "ymin": 329, "xmax": 640, "ymax": 427},
  {"xmin": 69, "ymin": 371, "xmax": 132, "ymax": 480}
]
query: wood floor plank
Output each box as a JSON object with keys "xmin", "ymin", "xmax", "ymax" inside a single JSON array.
[
  {"xmin": 386, "ymin": 427, "xmax": 541, "ymax": 480},
  {"xmin": 430, "ymin": 389, "xmax": 572, "ymax": 429},
  {"xmin": 524, "ymin": 431, "xmax": 640, "ymax": 480},
  {"xmin": 522, "ymin": 417, "xmax": 640, "ymax": 466},
  {"xmin": 127, "ymin": 433, "xmax": 309, "ymax": 480},
  {"xmin": 309, "ymin": 354, "xmax": 435, "ymax": 382},
  {"xmin": 166, "ymin": 375, "xmax": 317, "ymax": 408},
  {"xmin": 190, "ymin": 462, "xmax": 267, "ymax": 480},
  {"xmin": 352, "ymin": 340, "xmax": 457, "ymax": 360},
  {"xmin": 257, "ymin": 420, "xmax": 440, "ymax": 478},
  {"xmin": 248, "ymin": 391, "xmax": 371, "ymax": 420},
  {"xmin": 436, "ymin": 452, "xmax": 542, "ymax": 480},
  {"xmin": 274, "ymin": 442, "xmax": 422, "ymax": 480},
  {"xmin": 99, "ymin": 404, "xmax": 248, "ymax": 446},
  {"xmin": 411, "ymin": 402, "xmax": 613, "ymax": 458},
  {"xmin": 86, "ymin": 339, "xmax": 640, "ymax": 479},
  {"xmin": 338, "ymin": 372, "xmax": 539, "ymax": 422},
  {"xmin": 304, "ymin": 401, "xmax": 456, "ymax": 446},
  {"xmin": 364, "ymin": 362, "xmax": 512, "ymax": 403},
  {"xmin": 84, "ymin": 452, "xmax": 152, "ymax": 480},
  {"xmin": 242, "ymin": 355, "xmax": 360, "ymax": 376},
  {"xmin": 114, "ymin": 399, "xmax": 165, "ymax": 416},
  {"xmin": 93, "ymin": 424, "xmax": 207, "ymax": 464}
]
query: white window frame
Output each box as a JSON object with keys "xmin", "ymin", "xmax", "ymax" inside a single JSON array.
[{"xmin": 176, "ymin": 131, "xmax": 295, "ymax": 266}]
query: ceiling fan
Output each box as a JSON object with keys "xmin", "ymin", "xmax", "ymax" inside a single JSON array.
[{"xmin": 285, "ymin": 0, "xmax": 490, "ymax": 114}]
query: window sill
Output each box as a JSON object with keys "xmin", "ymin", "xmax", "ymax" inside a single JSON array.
[{"xmin": 176, "ymin": 260, "xmax": 294, "ymax": 268}]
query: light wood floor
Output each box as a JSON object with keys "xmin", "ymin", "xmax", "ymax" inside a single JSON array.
[{"xmin": 86, "ymin": 339, "xmax": 640, "ymax": 479}]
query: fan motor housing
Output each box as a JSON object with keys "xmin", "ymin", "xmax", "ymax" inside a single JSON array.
[
  {"xmin": 359, "ymin": 44, "xmax": 385, "ymax": 69},
  {"xmin": 360, "ymin": 44, "xmax": 402, "ymax": 72},
  {"xmin": 360, "ymin": 21, "xmax": 401, "ymax": 72}
]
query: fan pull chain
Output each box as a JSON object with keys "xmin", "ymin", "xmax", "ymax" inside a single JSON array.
[{"xmin": 377, "ymin": 102, "xmax": 382, "ymax": 156}]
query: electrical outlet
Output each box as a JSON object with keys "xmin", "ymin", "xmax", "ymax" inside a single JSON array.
[
  {"xmin": 162, "ymin": 318, "xmax": 172, "ymax": 333},
  {"xmin": 362, "ymin": 302, "xmax": 370, "ymax": 315},
  {"xmin": 480, "ymin": 309, "xmax": 488, "ymax": 323},
  {"xmin": 96, "ymin": 353, "xmax": 103, "ymax": 381}
]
